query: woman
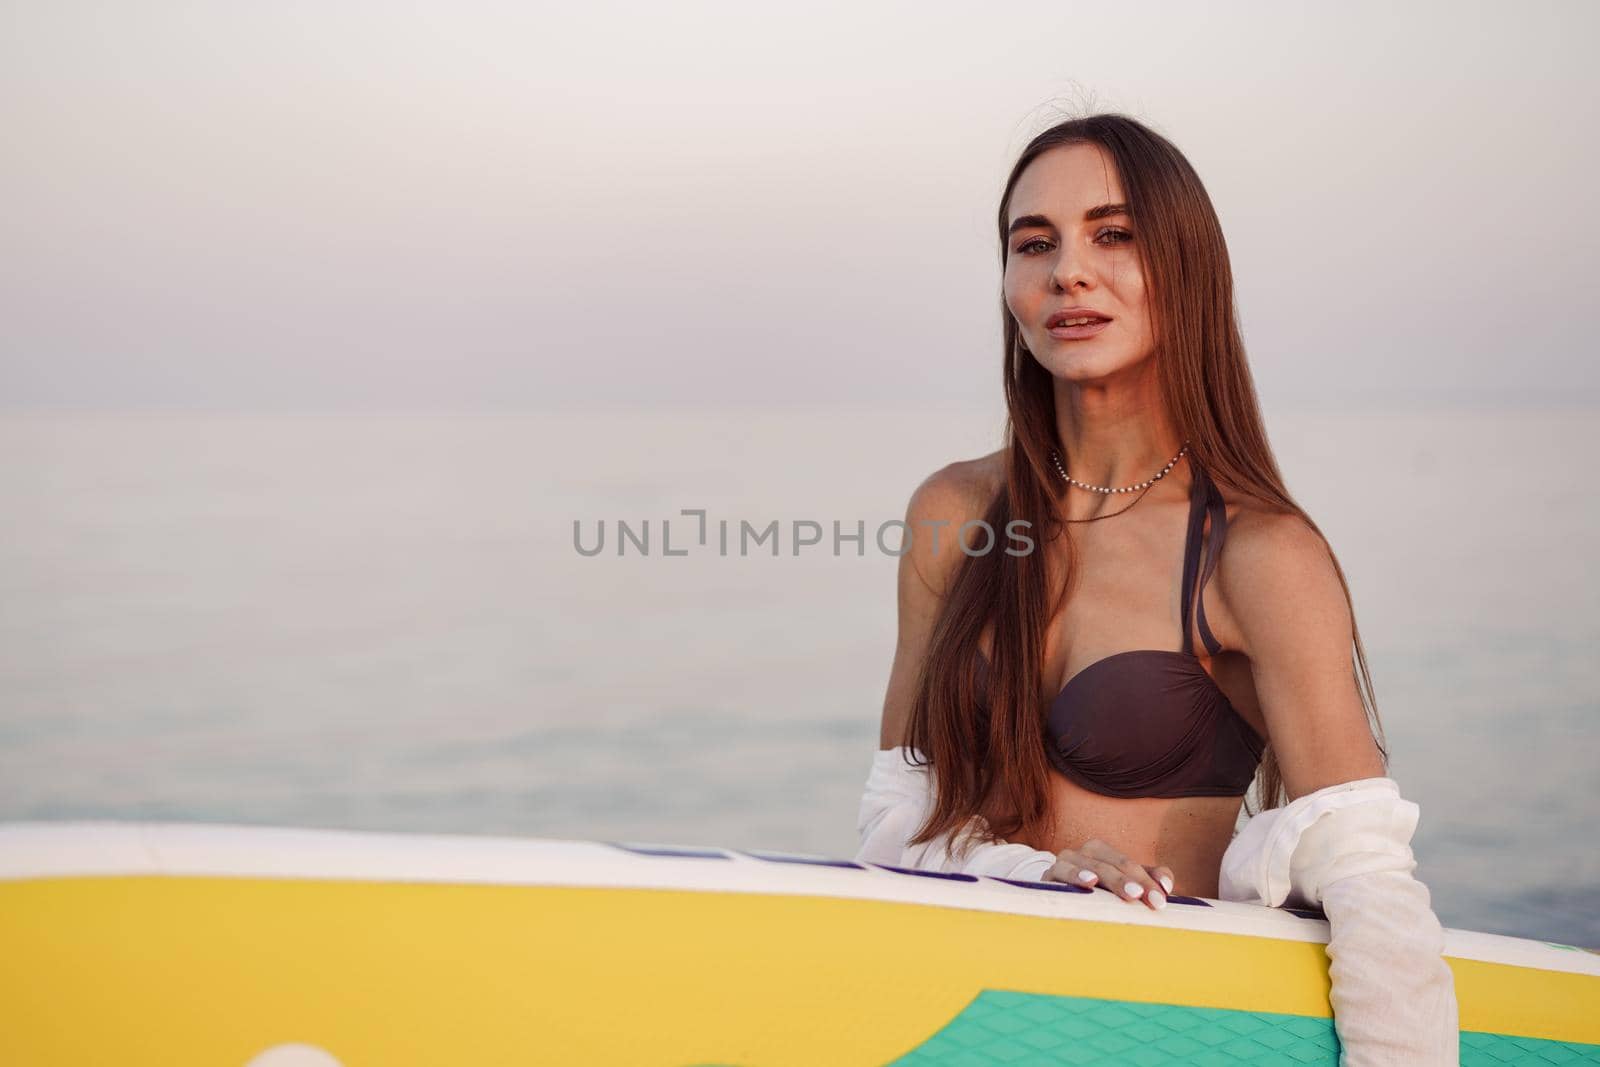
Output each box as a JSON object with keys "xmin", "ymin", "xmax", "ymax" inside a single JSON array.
[{"xmin": 856, "ymin": 114, "xmax": 1458, "ymax": 1063}]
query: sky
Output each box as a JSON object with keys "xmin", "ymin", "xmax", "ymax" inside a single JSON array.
[{"xmin": 2, "ymin": 0, "xmax": 1596, "ymax": 413}]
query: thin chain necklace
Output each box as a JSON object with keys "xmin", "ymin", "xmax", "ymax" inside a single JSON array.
[{"xmin": 1050, "ymin": 442, "xmax": 1190, "ymax": 524}]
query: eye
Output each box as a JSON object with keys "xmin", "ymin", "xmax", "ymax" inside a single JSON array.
[
  {"xmin": 1016, "ymin": 237, "xmax": 1052, "ymax": 255},
  {"xmin": 1096, "ymin": 227, "xmax": 1133, "ymax": 245}
]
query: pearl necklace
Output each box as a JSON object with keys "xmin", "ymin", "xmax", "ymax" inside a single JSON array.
[{"xmin": 1050, "ymin": 442, "xmax": 1189, "ymax": 494}]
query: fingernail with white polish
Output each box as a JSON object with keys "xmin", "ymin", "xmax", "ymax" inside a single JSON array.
[
  {"xmin": 1077, "ymin": 869, "xmax": 1097, "ymax": 884},
  {"xmin": 1159, "ymin": 875, "xmax": 1174, "ymax": 894},
  {"xmin": 1124, "ymin": 881, "xmax": 1143, "ymax": 899},
  {"xmin": 1149, "ymin": 889, "xmax": 1167, "ymax": 909}
]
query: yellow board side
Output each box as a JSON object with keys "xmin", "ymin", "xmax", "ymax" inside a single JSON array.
[{"xmin": 0, "ymin": 876, "xmax": 1592, "ymax": 1067}]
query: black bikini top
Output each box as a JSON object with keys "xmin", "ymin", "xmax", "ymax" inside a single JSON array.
[{"xmin": 976, "ymin": 461, "xmax": 1267, "ymax": 799}]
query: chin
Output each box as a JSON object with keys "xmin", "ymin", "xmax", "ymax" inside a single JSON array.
[
  {"xmin": 1040, "ymin": 352, "xmax": 1119, "ymax": 382},
  {"xmin": 1039, "ymin": 346, "xmax": 1149, "ymax": 383}
]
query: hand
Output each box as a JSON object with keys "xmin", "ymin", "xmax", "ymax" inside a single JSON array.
[{"xmin": 1045, "ymin": 838, "xmax": 1174, "ymax": 911}]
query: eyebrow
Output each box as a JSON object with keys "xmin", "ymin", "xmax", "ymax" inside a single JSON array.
[{"xmin": 1007, "ymin": 203, "xmax": 1129, "ymax": 235}]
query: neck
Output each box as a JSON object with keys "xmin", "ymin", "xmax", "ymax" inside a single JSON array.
[{"xmin": 1050, "ymin": 373, "xmax": 1185, "ymax": 491}]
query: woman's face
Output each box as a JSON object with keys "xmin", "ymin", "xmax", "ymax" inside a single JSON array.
[{"xmin": 1004, "ymin": 143, "xmax": 1156, "ymax": 383}]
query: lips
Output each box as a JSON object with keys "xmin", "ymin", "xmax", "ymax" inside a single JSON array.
[
  {"xmin": 1043, "ymin": 306, "xmax": 1114, "ymax": 341},
  {"xmin": 1046, "ymin": 307, "xmax": 1112, "ymax": 328}
]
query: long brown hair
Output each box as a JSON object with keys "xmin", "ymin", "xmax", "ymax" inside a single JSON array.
[{"xmin": 904, "ymin": 113, "xmax": 1388, "ymax": 857}]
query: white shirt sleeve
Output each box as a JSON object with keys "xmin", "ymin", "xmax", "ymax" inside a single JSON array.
[
  {"xmin": 855, "ymin": 746, "xmax": 1060, "ymax": 881},
  {"xmin": 1220, "ymin": 777, "xmax": 1460, "ymax": 1065}
]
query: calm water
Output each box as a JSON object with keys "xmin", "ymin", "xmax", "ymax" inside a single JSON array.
[{"xmin": 0, "ymin": 407, "xmax": 1596, "ymax": 948}]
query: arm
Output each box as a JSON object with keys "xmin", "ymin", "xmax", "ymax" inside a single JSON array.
[
  {"xmin": 858, "ymin": 460, "xmax": 1060, "ymax": 880},
  {"xmin": 857, "ymin": 745, "xmax": 1059, "ymax": 879},
  {"xmin": 1215, "ymin": 512, "xmax": 1458, "ymax": 1065}
]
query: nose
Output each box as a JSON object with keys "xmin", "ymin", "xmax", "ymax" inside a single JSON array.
[{"xmin": 1050, "ymin": 242, "xmax": 1093, "ymax": 292}]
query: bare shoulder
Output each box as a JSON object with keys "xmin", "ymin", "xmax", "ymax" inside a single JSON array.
[
  {"xmin": 1213, "ymin": 492, "xmax": 1349, "ymax": 652},
  {"xmin": 901, "ymin": 448, "xmax": 1006, "ymax": 596},
  {"xmin": 906, "ymin": 448, "xmax": 1005, "ymax": 523},
  {"xmin": 1220, "ymin": 495, "xmax": 1333, "ymax": 580},
  {"xmin": 1210, "ymin": 489, "xmax": 1384, "ymax": 786},
  {"xmin": 879, "ymin": 449, "xmax": 1006, "ymax": 747}
]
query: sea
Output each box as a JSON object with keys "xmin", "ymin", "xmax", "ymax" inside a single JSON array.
[{"xmin": 1, "ymin": 406, "xmax": 1595, "ymax": 949}]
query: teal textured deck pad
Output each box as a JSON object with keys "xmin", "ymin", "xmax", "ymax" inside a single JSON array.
[
  {"xmin": 880, "ymin": 989, "xmax": 1600, "ymax": 1066},
  {"xmin": 1462, "ymin": 1031, "xmax": 1600, "ymax": 1065}
]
